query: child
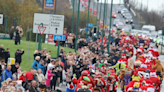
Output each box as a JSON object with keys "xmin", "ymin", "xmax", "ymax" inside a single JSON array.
[
  {"xmin": 46, "ymin": 70, "xmax": 53, "ymax": 87},
  {"xmin": 65, "ymin": 69, "xmax": 72, "ymax": 85},
  {"xmin": 39, "ymin": 80, "xmax": 46, "ymax": 92},
  {"xmin": 18, "ymin": 71, "xmax": 26, "ymax": 86},
  {"xmin": 46, "ymin": 87, "xmax": 51, "ymax": 92},
  {"xmin": 17, "ymin": 67, "xmax": 22, "ymax": 79},
  {"xmin": 37, "ymin": 69, "xmax": 45, "ymax": 83}
]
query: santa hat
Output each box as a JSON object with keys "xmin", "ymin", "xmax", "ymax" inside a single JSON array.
[
  {"xmin": 137, "ymin": 48, "xmax": 142, "ymax": 52},
  {"xmin": 122, "ymin": 54, "xmax": 126, "ymax": 58},
  {"xmin": 17, "ymin": 80, "xmax": 22, "ymax": 85},
  {"xmin": 146, "ymin": 85, "xmax": 155, "ymax": 92},
  {"xmin": 144, "ymin": 73, "xmax": 150, "ymax": 79},
  {"xmin": 68, "ymin": 84, "xmax": 74, "ymax": 89},
  {"xmin": 140, "ymin": 63, "xmax": 147, "ymax": 68},
  {"xmin": 129, "ymin": 44, "xmax": 133, "ymax": 47},
  {"xmin": 110, "ymin": 69, "xmax": 115, "ymax": 74},
  {"xmin": 140, "ymin": 45, "xmax": 143, "ymax": 48},
  {"xmin": 149, "ymin": 70, "xmax": 157, "ymax": 77}
]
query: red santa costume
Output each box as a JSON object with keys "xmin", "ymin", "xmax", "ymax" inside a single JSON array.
[
  {"xmin": 152, "ymin": 49, "xmax": 159, "ymax": 59},
  {"xmin": 135, "ymin": 49, "xmax": 143, "ymax": 57},
  {"xmin": 147, "ymin": 46, "xmax": 154, "ymax": 53},
  {"xmin": 127, "ymin": 44, "xmax": 134, "ymax": 56},
  {"xmin": 149, "ymin": 70, "xmax": 161, "ymax": 92},
  {"xmin": 150, "ymin": 56, "xmax": 157, "ymax": 66},
  {"xmin": 93, "ymin": 71, "xmax": 106, "ymax": 92},
  {"xmin": 118, "ymin": 54, "xmax": 127, "ymax": 64},
  {"xmin": 109, "ymin": 69, "xmax": 118, "ymax": 92},
  {"xmin": 140, "ymin": 73, "xmax": 153, "ymax": 85},
  {"xmin": 76, "ymin": 71, "xmax": 95, "ymax": 91}
]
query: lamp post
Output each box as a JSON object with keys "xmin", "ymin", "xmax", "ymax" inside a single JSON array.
[
  {"xmin": 101, "ymin": 0, "xmax": 106, "ymax": 53},
  {"xmin": 86, "ymin": 0, "xmax": 91, "ymax": 39},
  {"xmin": 108, "ymin": 0, "xmax": 113, "ymax": 54},
  {"xmin": 146, "ymin": 0, "xmax": 148, "ymax": 24},
  {"xmin": 71, "ymin": 0, "xmax": 75, "ymax": 33},
  {"xmin": 75, "ymin": 0, "xmax": 81, "ymax": 52},
  {"xmin": 97, "ymin": 0, "xmax": 102, "ymax": 39}
]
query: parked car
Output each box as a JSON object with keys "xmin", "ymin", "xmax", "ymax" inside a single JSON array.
[
  {"xmin": 113, "ymin": 19, "xmax": 120, "ymax": 26},
  {"xmin": 116, "ymin": 22, "xmax": 124, "ymax": 30},
  {"xmin": 122, "ymin": 27, "xmax": 131, "ymax": 32}
]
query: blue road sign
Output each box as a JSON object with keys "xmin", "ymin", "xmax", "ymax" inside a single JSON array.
[
  {"xmin": 85, "ymin": 28, "xmax": 90, "ymax": 31},
  {"xmin": 86, "ymin": 23, "xmax": 93, "ymax": 27},
  {"xmin": 54, "ymin": 35, "xmax": 66, "ymax": 41}
]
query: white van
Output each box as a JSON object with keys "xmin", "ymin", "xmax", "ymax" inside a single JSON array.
[{"xmin": 142, "ymin": 25, "xmax": 156, "ymax": 33}]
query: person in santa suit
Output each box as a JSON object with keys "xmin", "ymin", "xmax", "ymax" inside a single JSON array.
[
  {"xmin": 125, "ymin": 81, "xmax": 141, "ymax": 92},
  {"xmin": 140, "ymin": 73, "xmax": 153, "ymax": 85},
  {"xmin": 135, "ymin": 49, "xmax": 143, "ymax": 58},
  {"xmin": 109, "ymin": 69, "xmax": 118, "ymax": 92},
  {"xmin": 152, "ymin": 49, "xmax": 159, "ymax": 59},
  {"xmin": 76, "ymin": 70, "xmax": 95, "ymax": 91},
  {"xmin": 66, "ymin": 84, "xmax": 75, "ymax": 92},
  {"xmin": 147, "ymin": 46, "xmax": 154, "ymax": 53},
  {"xmin": 127, "ymin": 44, "xmax": 134, "ymax": 56},
  {"xmin": 93, "ymin": 71, "xmax": 106, "ymax": 92},
  {"xmin": 118, "ymin": 54, "xmax": 128, "ymax": 64},
  {"xmin": 150, "ymin": 56, "xmax": 157, "ymax": 66}
]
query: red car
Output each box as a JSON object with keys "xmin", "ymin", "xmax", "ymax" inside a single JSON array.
[{"xmin": 112, "ymin": 12, "xmax": 116, "ymax": 18}]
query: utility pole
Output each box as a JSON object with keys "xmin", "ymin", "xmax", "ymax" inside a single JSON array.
[
  {"xmin": 5, "ymin": 15, "xmax": 8, "ymax": 34},
  {"xmin": 75, "ymin": 0, "xmax": 80, "ymax": 52},
  {"xmin": 146, "ymin": 0, "xmax": 148, "ymax": 24},
  {"xmin": 71, "ymin": 0, "xmax": 75, "ymax": 33},
  {"xmin": 86, "ymin": 0, "xmax": 91, "ymax": 39},
  {"xmin": 96, "ymin": 0, "xmax": 99, "ymax": 26},
  {"xmin": 97, "ymin": 0, "xmax": 102, "ymax": 39},
  {"xmin": 101, "ymin": 0, "xmax": 106, "ymax": 53},
  {"xmin": 108, "ymin": 0, "xmax": 113, "ymax": 54}
]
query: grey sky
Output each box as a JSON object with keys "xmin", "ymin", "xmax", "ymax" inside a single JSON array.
[{"xmin": 94, "ymin": 0, "xmax": 164, "ymax": 11}]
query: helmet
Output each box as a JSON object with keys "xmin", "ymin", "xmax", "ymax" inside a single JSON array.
[{"xmin": 81, "ymin": 71, "xmax": 88, "ymax": 76}]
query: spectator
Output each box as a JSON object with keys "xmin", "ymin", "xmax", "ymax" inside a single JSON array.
[
  {"xmin": 32, "ymin": 70, "xmax": 38, "ymax": 82},
  {"xmin": 18, "ymin": 25, "xmax": 24, "ymax": 41},
  {"xmin": 4, "ymin": 48, "xmax": 10, "ymax": 64},
  {"xmin": 38, "ymin": 60, "xmax": 46, "ymax": 75},
  {"xmin": 46, "ymin": 70, "xmax": 53, "ymax": 87},
  {"xmin": 28, "ymin": 80, "xmax": 39, "ymax": 92},
  {"xmin": 25, "ymin": 69, "xmax": 34, "ymax": 82},
  {"xmin": 1, "ymin": 65, "xmax": 13, "ymax": 82},
  {"xmin": 15, "ymin": 26, "xmax": 21, "ymax": 45},
  {"xmin": 33, "ymin": 50, "xmax": 39, "ymax": 60},
  {"xmin": 15, "ymin": 49, "xmax": 24, "ymax": 64},
  {"xmin": 86, "ymin": 36, "xmax": 91, "ymax": 42},
  {"xmin": 36, "ymin": 69, "xmax": 45, "ymax": 83},
  {"xmin": 51, "ymin": 68, "xmax": 58, "ymax": 91},
  {"xmin": 0, "ymin": 60, "xmax": 5, "ymax": 75},
  {"xmin": 67, "ymin": 33, "xmax": 73, "ymax": 48},
  {"xmin": 65, "ymin": 69, "xmax": 72, "ymax": 85},
  {"xmin": 9, "ymin": 26, "xmax": 14, "ymax": 40},
  {"xmin": 19, "ymin": 71, "xmax": 26, "ymax": 85},
  {"xmin": 15, "ymin": 80, "xmax": 25, "ymax": 92},
  {"xmin": 11, "ymin": 63, "xmax": 20, "ymax": 74},
  {"xmin": 0, "ymin": 45, "xmax": 5, "ymax": 60},
  {"xmin": 45, "ymin": 60, "xmax": 55, "ymax": 78},
  {"xmin": 39, "ymin": 80, "xmax": 46, "ymax": 92},
  {"xmin": 32, "ymin": 56, "xmax": 40, "ymax": 70}
]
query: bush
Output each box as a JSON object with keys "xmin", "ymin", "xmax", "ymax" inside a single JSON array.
[{"xmin": 26, "ymin": 28, "xmax": 45, "ymax": 42}]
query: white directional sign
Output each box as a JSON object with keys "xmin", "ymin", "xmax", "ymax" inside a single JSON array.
[
  {"xmin": 0, "ymin": 14, "xmax": 3, "ymax": 24},
  {"xmin": 33, "ymin": 13, "xmax": 64, "ymax": 35}
]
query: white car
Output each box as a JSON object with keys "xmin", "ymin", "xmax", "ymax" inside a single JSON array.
[{"xmin": 121, "ymin": 8, "xmax": 128, "ymax": 14}]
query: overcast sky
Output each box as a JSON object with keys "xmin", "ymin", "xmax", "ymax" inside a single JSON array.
[{"xmin": 96, "ymin": 0, "xmax": 164, "ymax": 11}]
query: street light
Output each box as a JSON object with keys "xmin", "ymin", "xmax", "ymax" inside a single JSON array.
[
  {"xmin": 97, "ymin": 0, "xmax": 103, "ymax": 39},
  {"xmin": 146, "ymin": 0, "xmax": 149, "ymax": 24},
  {"xmin": 101, "ymin": 0, "xmax": 107, "ymax": 53},
  {"xmin": 108, "ymin": 0, "xmax": 113, "ymax": 54},
  {"xmin": 86, "ymin": 0, "xmax": 91, "ymax": 39},
  {"xmin": 71, "ymin": 0, "xmax": 75, "ymax": 33},
  {"xmin": 75, "ymin": 0, "xmax": 81, "ymax": 52}
]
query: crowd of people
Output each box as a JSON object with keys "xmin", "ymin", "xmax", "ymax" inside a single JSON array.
[{"xmin": 0, "ymin": 29, "xmax": 163, "ymax": 92}]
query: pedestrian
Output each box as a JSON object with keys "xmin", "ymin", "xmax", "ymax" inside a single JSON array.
[
  {"xmin": 9, "ymin": 26, "xmax": 14, "ymax": 40},
  {"xmin": 1, "ymin": 65, "xmax": 13, "ymax": 82},
  {"xmin": 18, "ymin": 25, "xmax": 24, "ymax": 41},
  {"xmin": 37, "ymin": 60, "xmax": 47, "ymax": 75},
  {"xmin": 51, "ymin": 68, "xmax": 58, "ymax": 91},
  {"xmin": 46, "ymin": 70, "xmax": 53, "ymax": 87},
  {"xmin": 36, "ymin": 69, "xmax": 45, "ymax": 83},
  {"xmin": 32, "ymin": 56, "xmax": 40, "ymax": 70},
  {"xmin": 39, "ymin": 80, "xmax": 46, "ymax": 92},
  {"xmin": 15, "ymin": 80, "xmax": 25, "ymax": 92},
  {"xmin": 11, "ymin": 63, "xmax": 20, "ymax": 74},
  {"xmin": 0, "ymin": 45, "xmax": 5, "ymax": 60},
  {"xmin": 15, "ymin": 26, "xmax": 21, "ymax": 45},
  {"xmin": 65, "ymin": 69, "xmax": 72, "ymax": 85},
  {"xmin": 4, "ymin": 48, "xmax": 10, "ymax": 64},
  {"xmin": 28, "ymin": 80, "xmax": 39, "ymax": 92},
  {"xmin": 15, "ymin": 49, "xmax": 24, "ymax": 64}
]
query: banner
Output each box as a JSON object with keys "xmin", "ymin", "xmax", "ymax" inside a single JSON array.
[
  {"xmin": 44, "ymin": 0, "xmax": 55, "ymax": 9},
  {"xmin": 48, "ymin": 34, "xmax": 54, "ymax": 43},
  {"xmin": 7, "ymin": 58, "xmax": 15, "ymax": 66}
]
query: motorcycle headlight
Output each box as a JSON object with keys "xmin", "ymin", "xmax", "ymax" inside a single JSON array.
[
  {"xmin": 126, "ymin": 20, "xmax": 128, "ymax": 22},
  {"xmin": 131, "ymin": 20, "xmax": 133, "ymax": 22},
  {"xmin": 123, "ymin": 14, "xmax": 125, "ymax": 16}
]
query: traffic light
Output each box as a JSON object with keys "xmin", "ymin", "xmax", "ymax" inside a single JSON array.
[
  {"xmin": 13, "ymin": 18, "xmax": 16, "ymax": 27},
  {"xmin": 93, "ymin": 26, "xmax": 97, "ymax": 36}
]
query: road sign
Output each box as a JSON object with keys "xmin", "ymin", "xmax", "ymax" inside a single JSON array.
[
  {"xmin": 54, "ymin": 35, "xmax": 66, "ymax": 41},
  {"xmin": 85, "ymin": 28, "xmax": 90, "ymax": 31},
  {"xmin": 104, "ymin": 25, "xmax": 108, "ymax": 27},
  {"xmin": 38, "ymin": 26, "xmax": 46, "ymax": 35},
  {"xmin": 44, "ymin": 0, "xmax": 55, "ymax": 9},
  {"xmin": 86, "ymin": 23, "xmax": 93, "ymax": 27},
  {"xmin": 0, "ymin": 14, "xmax": 3, "ymax": 24},
  {"xmin": 33, "ymin": 13, "xmax": 64, "ymax": 35}
]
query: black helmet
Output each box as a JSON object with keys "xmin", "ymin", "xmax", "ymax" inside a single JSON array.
[{"xmin": 145, "ymin": 69, "xmax": 150, "ymax": 73}]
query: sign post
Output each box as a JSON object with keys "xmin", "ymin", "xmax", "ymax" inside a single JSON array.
[
  {"xmin": 33, "ymin": 13, "xmax": 64, "ymax": 51},
  {"xmin": 161, "ymin": 26, "xmax": 164, "ymax": 54},
  {"xmin": 44, "ymin": 0, "xmax": 55, "ymax": 9}
]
